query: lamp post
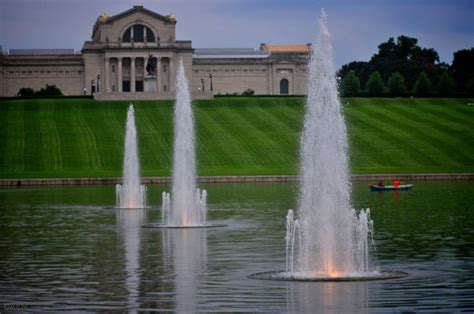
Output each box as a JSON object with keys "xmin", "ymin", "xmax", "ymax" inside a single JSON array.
[
  {"xmin": 209, "ymin": 73, "xmax": 213, "ymax": 92},
  {"xmin": 201, "ymin": 78, "xmax": 205, "ymax": 92}
]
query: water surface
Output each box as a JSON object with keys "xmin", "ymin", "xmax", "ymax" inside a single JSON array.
[{"xmin": 0, "ymin": 181, "xmax": 473, "ymax": 312}]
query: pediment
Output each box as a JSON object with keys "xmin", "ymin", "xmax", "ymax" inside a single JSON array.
[{"xmin": 104, "ymin": 6, "xmax": 176, "ymax": 25}]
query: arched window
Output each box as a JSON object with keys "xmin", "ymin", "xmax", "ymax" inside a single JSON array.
[
  {"xmin": 123, "ymin": 28, "xmax": 131, "ymax": 42},
  {"xmin": 280, "ymin": 79, "xmax": 289, "ymax": 94},
  {"xmin": 122, "ymin": 25, "xmax": 155, "ymax": 43}
]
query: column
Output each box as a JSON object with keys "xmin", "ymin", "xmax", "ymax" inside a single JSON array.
[
  {"xmin": 157, "ymin": 58, "xmax": 161, "ymax": 92},
  {"xmin": 169, "ymin": 57, "xmax": 175, "ymax": 91},
  {"xmin": 292, "ymin": 67, "xmax": 295, "ymax": 95},
  {"xmin": 131, "ymin": 57, "xmax": 136, "ymax": 93},
  {"xmin": 117, "ymin": 57, "xmax": 123, "ymax": 92},
  {"xmin": 104, "ymin": 57, "xmax": 110, "ymax": 93},
  {"xmin": 143, "ymin": 57, "xmax": 148, "ymax": 93},
  {"xmin": 269, "ymin": 65, "xmax": 274, "ymax": 95}
]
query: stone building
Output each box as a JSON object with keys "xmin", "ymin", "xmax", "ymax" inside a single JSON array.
[{"xmin": 0, "ymin": 6, "xmax": 309, "ymax": 99}]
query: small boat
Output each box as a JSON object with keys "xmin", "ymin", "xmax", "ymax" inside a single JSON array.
[{"xmin": 369, "ymin": 184, "xmax": 413, "ymax": 191}]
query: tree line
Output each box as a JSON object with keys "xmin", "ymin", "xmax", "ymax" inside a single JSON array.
[
  {"xmin": 338, "ymin": 35, "xmax": 474, "ymax": 97},
  {"xmin": 17, "ymin": 84, "xmax": 63, "ymax": 97}
]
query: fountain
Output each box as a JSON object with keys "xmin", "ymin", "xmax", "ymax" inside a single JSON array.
[
  {"xmin": 250, "ymin": 10, "xmax": 406, "ymax": 281},
  {"xmin": 143, "ymin": 59, "xmax": 223, "ymax": 228},
  {"xmin": 160, "ymin": 59, "xmax": 207, "ymax": 227},
  {"xmin": 116, "ymin": 104, "xmax": 147, "ymax": 208}
]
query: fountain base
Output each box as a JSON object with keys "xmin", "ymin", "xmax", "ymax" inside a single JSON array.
[
  {"xmin": 105, "ymin": 206, "xmax": 160, "ymax": 210},
  {"xmin": 249, "ymin": 270, "xmax": 407, "ymax": 282},
  {"xmin": 111, "ymin": 207, "xmax": 149, "ymax": 210},
  {"xmin": 142, "ymin": 223, "xmax": 227, "ymax": 229}
]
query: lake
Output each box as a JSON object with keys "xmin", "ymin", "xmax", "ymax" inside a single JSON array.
[{"xmin": 0, "ymin": 181, "xmax": 473, "ymax": 312}]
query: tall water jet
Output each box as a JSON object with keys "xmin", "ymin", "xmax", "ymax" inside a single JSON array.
[
  {"xmin": 116, "ymin": 104, "xmax": 147, "ymax": 208},
  {"xmin": 287, "ymin": 9, "xmax": 373, "ymax": 278},
  {"xmin": 249, "ymin": 10, "xmax": 407, "ymax": 282},
  {"xmin": 161, "ymin": 59, "xmax": 207, "ymax": 226}
]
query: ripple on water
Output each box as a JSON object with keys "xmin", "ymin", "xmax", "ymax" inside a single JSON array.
[{"xmin": 1, "ymin": 182, "xmax": 474, "ymax": 311}]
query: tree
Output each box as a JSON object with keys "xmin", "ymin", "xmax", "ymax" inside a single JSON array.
[
  {"xmin": 452, "ymin": 48, "xmax": 474, "ymax": 93},
  {"xmin": 17, "ymin": 87, "xmax": 36, "ymax": 97},
  {"xmin": 337, "ymin": 61, "xmax": 369, "ymax": 92},
  {"xmin": 376, "ymin": 37, "xmax": 397, "ymax": 59},
  {"xmin": 339, "ymin": 35, "xmax": 444, "ymax": 93},
  {"xmin": 366, "ymin": 71, "xmax": 386, "ymax": 96},
  {"xmin": 466, "ymin": 78, "xmax": 474, "ymax": 95},
  {"xmin": 437, "ymin": 71, "xmax": 456, "ymax": 96},
  {"xmin": 387, "ymin": 72, "xmax": 406, "ymax": 96},
  {"xmin": 36, "ymin": 84, "xmax": 63, "ymax": 96},
  {"xmin": 412, "ymin": 47, "xmax": 439, "ymax": 64},
  {"xmin": 340, "ymin": 70, "xmax": 360, "ymax": 97},
  {"xmin": 395, "ymin": 35, "xmax": 418, "ymax": 60},
  {"xmin": 241, "ymin": 88, "xmax": 254, "ymax": 96},
  {"xmin": 412, "ymin": 72, "xmax": 432, "ymax": 96}
]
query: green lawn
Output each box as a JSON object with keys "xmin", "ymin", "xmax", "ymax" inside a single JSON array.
[{"xmin": 0, "ymin": 97, "xmax": 473, "ymax": 178}]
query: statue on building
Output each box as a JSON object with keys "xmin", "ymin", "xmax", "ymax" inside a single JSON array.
[{"xmin": 146, "ymin": 53, "xmax": 157, "ymax": 76}]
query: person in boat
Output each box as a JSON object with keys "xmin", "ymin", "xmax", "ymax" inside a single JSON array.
[
  {"xmin": 377, "ymin": 180, "xmax": 384, "ymax": 187},
  {"xmin": 393, "ymin": 179, "xmax": 400, "ymax": 187}
]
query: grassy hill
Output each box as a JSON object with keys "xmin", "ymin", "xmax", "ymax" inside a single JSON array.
[{"xmin": 0, "ymin": 97, "xmax": 473, "ymax": 178}]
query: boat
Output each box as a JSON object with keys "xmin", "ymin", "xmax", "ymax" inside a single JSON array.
[{"xmin": 369, "ymin": 184, "xmax": 413, "ymax": 191}]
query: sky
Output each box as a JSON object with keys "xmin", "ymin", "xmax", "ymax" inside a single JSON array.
[{"xmin": 0, "ymin": 0, "xmax": 472, "ymax": 68}]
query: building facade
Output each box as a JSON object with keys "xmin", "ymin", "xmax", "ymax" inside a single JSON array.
[{"xmin": 0, "ymin": 6, "xmax": 309, "ymax": 99}]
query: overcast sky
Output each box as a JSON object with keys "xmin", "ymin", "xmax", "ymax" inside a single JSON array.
[{"xmin": 1, "ymin": 0, "xmax": 472, "ymax": 68}]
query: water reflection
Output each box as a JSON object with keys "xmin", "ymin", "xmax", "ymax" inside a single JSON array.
[
  {"xmin": 117, "ymin": 209, "xmax": 146, "ymax": 311},
  {"xmin": 0, "ymin": 182, "xmax": 472, "ymax": 312},
  {"xmin": 393, "ymin": 190, "xmax": 400, "ymax": 208},
  {"xmin": 287, "ymin": 281, "xmax": 368, "ymax": 313},
  {"xmin": 162, "ymin": 228, "xmax": 208, "ymax": 312}
]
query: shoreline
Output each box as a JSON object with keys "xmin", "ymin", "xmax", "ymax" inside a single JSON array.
[{"xmin": 1, "ymin": 173, "xmax": 473, "ymax": 186}]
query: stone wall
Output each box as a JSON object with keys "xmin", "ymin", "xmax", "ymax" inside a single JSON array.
[
  {"xmin": 192, "ymin": 63, "xmax": 270, "ymax": 95},
  {"xmin": 0, "ymin": 50, "xmax": 307, "ymax": 98},
  {"xmin": 0, "ymin": 54, "xmax": 85, "ymax": 96},
  {"xmin": 192, "ymin": 53, "xmax": 308, "ymax": 96},
  {"xmin": 2, "ymin": 173, "xmax": 473, "ymax": 186}
]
